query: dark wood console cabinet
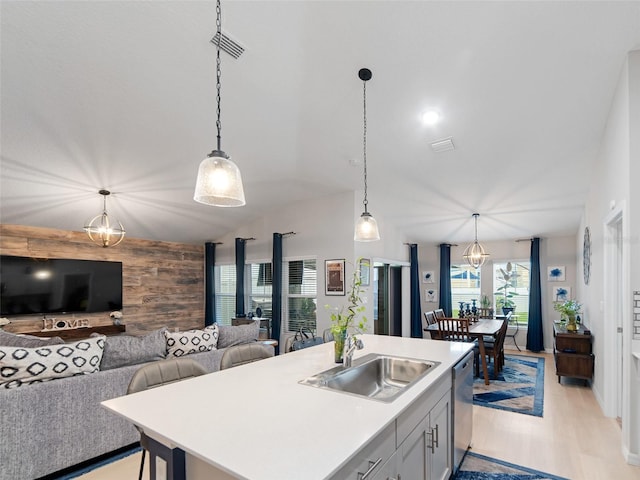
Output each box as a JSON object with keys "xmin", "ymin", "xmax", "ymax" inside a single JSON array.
[
  {"xmin": 553, "ymin": 324, "xmax": 594, "ymax": 384},
  {"xmin": 23, "ymin": 324, "xmax": 126, "ymax": 341}
]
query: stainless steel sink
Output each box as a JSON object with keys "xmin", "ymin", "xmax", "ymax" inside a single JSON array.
[{"xmin": 299, "ymin": 353, "xmax": 440, "ymax": 402}]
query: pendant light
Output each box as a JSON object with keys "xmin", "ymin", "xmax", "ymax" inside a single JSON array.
[
  {"xmin": 194, "ymin": 0, "xmax": 245, "ymax": 207},
  {"xmin": 463, "ymin": 213, "xmax": 489, "ymax": 269},
  {"xmin": 354, "ymin": 68, "xmax": 380, "ymax": 242},
  {"xmin": 84, "ymin": 190, "xmax": 126, "ymax": 248}
]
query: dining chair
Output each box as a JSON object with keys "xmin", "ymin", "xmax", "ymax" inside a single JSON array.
[
  {"xmin": 504, "ymin": 311, "xmax": 521, "ymax": 351},
  {"xmin": 423, "ymin": 311, "xmax": 438, "ymax": 339},
  {"xmin": 323, "ymin": 328, "xmax": 334, "ymax": 343},
  {"xmin": 437, "ymin": 317, "xmax": 480, "ymax": 376},
  {"xmin": 483, "ymin": 319, "xmax": 509, "ymax": 378},
  {"xmin": 433, "ymin": 309, "xmax": 445, "ymax": 319},
  {"xmin": 477, "ymin": 307, "xmax": 494, "ymax": 319},
  {"xmin": 220, "ymin": 343, "xmax": 274, "ymax": 369},
  {"xmin": 127, "ymin": 358, "xmax": 208, "ymax": 480}
]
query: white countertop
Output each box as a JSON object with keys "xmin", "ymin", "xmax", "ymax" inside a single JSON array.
[{"xmin": 102, "ymin": 335, "xmax": 472, "ymax": 480}]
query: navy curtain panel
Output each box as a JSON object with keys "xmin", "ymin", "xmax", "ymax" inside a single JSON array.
[
  {"xmin": 439, "ymin": 244, "xmax": 453, "ymax": 317},
  {"xmin": 272, "ymin": 233, "xmax": 283, "ymax": 355},
  {"xmin": 235, "ymin": 238, "xmax": 246, "ymax": 317},
  {"xmin": 526, "ymin": 237, "xmax": 544, "ymax": 352},
  {"xmin": 409, "ymin": 244, "xmax": 422, "ymax": 338},
  {"xmin": 204, "ymin": 242, "xmax": 216, "ymax": 326}
]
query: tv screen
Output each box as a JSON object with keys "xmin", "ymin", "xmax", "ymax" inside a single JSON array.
[{"xmin": 0, "ymin": 255, "xmax": 123, "ymax": 316}]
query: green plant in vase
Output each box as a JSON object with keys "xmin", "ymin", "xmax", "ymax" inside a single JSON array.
[
  {"xmin": 326, "ymin": 259, "xmax": 368, "ymax": 363},
  {"xmin": 554, "ymin": 300, "xmax": 582, "ymax": 332},
  {"xmin": 494, "ymin": 262, "xmax": 519, "ymax": 315}
]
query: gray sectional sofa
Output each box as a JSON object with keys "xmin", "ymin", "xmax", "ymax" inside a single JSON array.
[{"xmin": 0, "ymin": 323, "xmax": 259, "ymax": 480}]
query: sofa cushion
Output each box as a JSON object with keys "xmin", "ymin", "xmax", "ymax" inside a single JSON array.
[
  {"xmin": 165, "ymin": 324, "xmax": 219, "ymax": 358},
  {"xmin": 0, "ymin": 330, "xmax": 65, "ymax": 348},
  {"xmin": 0, "ymin": 335, "xmax": 105, "ymax": 389},
  {"xmin": 217, "ymin": 321, "xmax": 259, "ymax": 348},
  {"xmin": 97, "ymin": 328, "xmax": 167, "ymax": 370}
]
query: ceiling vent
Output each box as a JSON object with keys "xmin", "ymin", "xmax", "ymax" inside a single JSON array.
[
  {"xmin": 430, "ymin": 137, "xmax": 455, "ymax": 153},
  {"xmin": 210, "ymin": 32, "xmax": 245, "ymax": 59}
]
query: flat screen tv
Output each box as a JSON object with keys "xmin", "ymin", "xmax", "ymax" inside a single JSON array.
[{"xmin": 0, "ymin": 255, "xmax": 123, "ymax": 316}]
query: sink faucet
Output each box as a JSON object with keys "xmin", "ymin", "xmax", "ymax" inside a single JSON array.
[{"xmin": 343, "ymin": 335, "xmax": 364, "ymax": 368}]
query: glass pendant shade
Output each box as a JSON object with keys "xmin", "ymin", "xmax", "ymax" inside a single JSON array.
[
  {"xmin": 194, "ymin": 150, "xmax": 246, "ymax": 207},
  {"xmin": 463, "ymin": 241, "xmax": 489, "ymax": 269},
  {"xmin": 354, "ymin": 211, "xmax": 380, "ymax": 242},
  {"xmin": 83, "ymin": 190, "xmax": 125, "ymax": 248}
]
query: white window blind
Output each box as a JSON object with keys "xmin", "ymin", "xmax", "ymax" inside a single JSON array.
[
  {"xmin": 215, "ymin": 264, "xmax": 236, "ymax": 325},
  {"xmin": 248, "ymin": 262, "xmax": 272, "ymax": 318},
  {"xmin": 286, "ymin": 259, "xmax": 317, "ymax": 333}
]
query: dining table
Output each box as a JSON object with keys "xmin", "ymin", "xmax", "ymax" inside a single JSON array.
[{"xmin": 426, "ymin": 318, "xmax": 505, "ymax": 385}]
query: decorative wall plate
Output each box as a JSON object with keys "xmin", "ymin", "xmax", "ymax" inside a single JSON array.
[{"xmin": 583, "ymin": 226, "xmax": 591, "ymax": 285}]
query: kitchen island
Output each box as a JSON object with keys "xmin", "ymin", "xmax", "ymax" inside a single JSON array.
[{"xmin": 102, "ymin": 334, "xmax": 473, "ymax": 480}]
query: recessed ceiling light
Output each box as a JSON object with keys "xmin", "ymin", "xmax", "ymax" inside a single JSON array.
[{"xmin": 422, "ymin": 110, "xmax": 441, "ymax": 126}]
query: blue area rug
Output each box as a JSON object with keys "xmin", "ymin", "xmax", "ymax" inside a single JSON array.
[
  {"xmin": 473, "ymin": 354, "xmax": 544, "ymax": 417},
  {"xmin": 455, "ymin": 452, "xmax": 569, "ymax": 479}
]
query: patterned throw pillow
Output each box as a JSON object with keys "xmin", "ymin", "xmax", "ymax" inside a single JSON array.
[
  {"xmin": 165, "ymin": 324, "xmax": 219, "ymax": 358},
  {"xmin": 0, "ymin": 335, "xmax": 106, "ymax": 389}
]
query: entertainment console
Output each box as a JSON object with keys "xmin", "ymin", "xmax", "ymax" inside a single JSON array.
[{"xmin": 23, "ymin": 324, "xmax": 126, "ymax": 341}]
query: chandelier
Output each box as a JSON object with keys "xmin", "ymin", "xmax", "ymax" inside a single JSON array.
[
  {"xmin": 463, "ymin": 213, "xmax": 489, "ymax": 268},
  {"xmin": 84, "ymin": 190, "xmax": 126, "ymax": 248}
]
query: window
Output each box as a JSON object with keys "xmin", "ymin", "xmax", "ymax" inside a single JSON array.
[
  {"xmin": 285, "ymin": 259, "xmax": 317, "ymax": 333},
  {"xmin": 215, "ymin": 264, "xmax": 236, "ymax": 325},
  {"xmin": 248, "ymin": 262, "xmax": 272, "ymax": 319},
  {"xmin": 493, "ymin": 261, "xmax": 530, "ymax": 325},
  {"xmin": 450, "ymin": 264, "xmax": 481, "ymax": 316}
]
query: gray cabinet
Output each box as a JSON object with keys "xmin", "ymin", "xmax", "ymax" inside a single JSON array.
[{"xmin": 396, "ymin": 391, "xmax": 451, "ymax": 480}]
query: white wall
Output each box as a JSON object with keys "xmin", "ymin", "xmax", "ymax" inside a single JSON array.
[
  {"xmin": 417, "ymin": 236, "xmax": 577, "ymax": 351},
  {"xmin": 577, "ymin": 50, "xmax": 640, "ymax": 464}
]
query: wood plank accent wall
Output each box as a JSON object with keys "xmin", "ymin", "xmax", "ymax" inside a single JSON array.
[{"xmin": 0, "ymin": 224, "xmax": 204, "ymax": 335}]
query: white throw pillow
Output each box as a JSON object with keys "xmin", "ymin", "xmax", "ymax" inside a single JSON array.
[
  {"xmin": 0, "ymin": 335, "xmax": 106, "ymax": 389},
  {"xmin": 165, "ymin": 324, "xmax": 219, "ymax": 358}
]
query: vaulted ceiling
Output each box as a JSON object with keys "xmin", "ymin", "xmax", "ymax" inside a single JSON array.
[{"xmin": 2, "ymin": 1, "xmax": 639, "ymax": 245}]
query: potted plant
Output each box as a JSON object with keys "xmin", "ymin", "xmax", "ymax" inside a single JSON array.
[
  {"xmin": 326, "ymin": 259, "xmax": 368, "ymax": 363},
  {"xmin": 554, "ymin": 300, "xmax": 582, "ymax": 332},
  {"xmin": 494, "ymin": 262, "xmax": 518, "ymax": 315}
]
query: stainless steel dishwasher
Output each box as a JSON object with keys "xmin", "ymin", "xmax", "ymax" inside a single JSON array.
[{"xmin": 452, "ymin": 350, "xmax": 474, "ymax": 473}]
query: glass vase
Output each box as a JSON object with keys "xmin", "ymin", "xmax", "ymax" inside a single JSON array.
[
  {"xmin": 334, "ymin": 329, "xmax": 347, "ymax": 363},
  {"xmin": 566, "ymin": 314, "xmax": 578, "ymax": 332}
]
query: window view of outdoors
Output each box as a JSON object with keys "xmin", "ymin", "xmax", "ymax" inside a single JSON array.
[
  {"xmin": 494, "ymin": 261, "xmax": 530, "ymax": 325},
  {"xmin": 450, "ymin": 264, "xmax": 481, "ymax": 316},
  {"xmin": 249, "ymin": 262, "xmax": 272, "ymax": 319},
  {"xmin": 286, "ymin": 259, "xmax": 317, "ymax": 333},
  {"xmin": 215, "ymin": 264, "xmax": 236, "ymax": 325}
]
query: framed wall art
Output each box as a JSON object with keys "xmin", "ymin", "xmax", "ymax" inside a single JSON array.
[
  {"xmin": 422, "ymin": 271, "xmax": 435, "ymax": 284},
  {"xmin": 547, "ymin": 266, "xmax": 566, "ymax": 282},
  {"xmin": 325, "ymin": 259, "xmax": 345, "ymax": 295}
]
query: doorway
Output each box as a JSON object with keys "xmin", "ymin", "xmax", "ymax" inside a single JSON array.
[
  {"xmin": 374, "ymin": 264, "xmax": 402, "ymax": 336},
  {"xmin": 603, "ymin": 205, "xmax": 628, "ymax": 426}
]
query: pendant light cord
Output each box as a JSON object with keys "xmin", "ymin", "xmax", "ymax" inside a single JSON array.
[
  {"xmin": 362, "ymin": 78, "xmax": 368, "ymax": 213},
  {"xmin": 215, "ymin": 0, "xmax": 222, "ymax": 151},
  {"xmin": 474, "ymin": 214, "xmax": 479, "ymax": 242}
]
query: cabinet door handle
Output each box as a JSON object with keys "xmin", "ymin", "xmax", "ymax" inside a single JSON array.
[
  {"xmin": 433, "ymin": 424, "xmax": 439, "ymax": 448},
  {"xmin": 427, "ymin": 429, "xmax": 435, "ymax": 454},
  {"xmin": 357, "ymin": 457, "xmax": 382, "ymax": 480}
]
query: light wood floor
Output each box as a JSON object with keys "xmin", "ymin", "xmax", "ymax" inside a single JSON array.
[{"xmin": 76, "ymin": 351, "xmax": 640, "ymax": 480}]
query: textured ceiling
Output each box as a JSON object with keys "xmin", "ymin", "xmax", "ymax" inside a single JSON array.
[{"xmin": 2, "ymin": 1, "xmax": 639, "ymax": 245}]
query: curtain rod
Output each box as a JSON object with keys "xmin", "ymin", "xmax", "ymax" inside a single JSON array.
[{"xmin": 280, "ymin": 231, "xmax": 296, "ymax": 237}]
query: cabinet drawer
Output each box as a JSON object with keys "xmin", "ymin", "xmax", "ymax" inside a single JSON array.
[
  {"xmin": 330, "ymin": 422, "xmax": 396, "ymax": 480},
  {"xmin": 555, "ymin": 353, "xmax": 594, "ymax": 379},
  {"xmin": 555, "ymin": 335, "xmax": 591, "ymax": 354}
]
